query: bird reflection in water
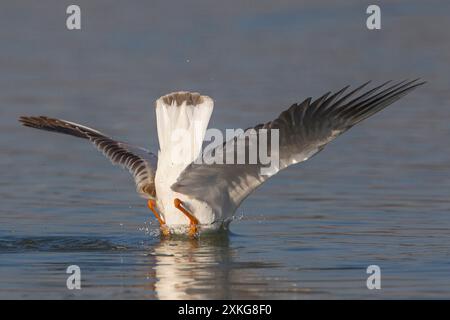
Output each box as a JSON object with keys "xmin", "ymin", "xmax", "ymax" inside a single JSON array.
[{"xmin": 149, "ymin": 231, "xmax": 234, "ymax": 299}]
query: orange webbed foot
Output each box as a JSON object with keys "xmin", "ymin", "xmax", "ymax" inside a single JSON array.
[
  {"xmin": 174, "ymin": 198, "xmax": 199, "ymax": 237},
  {"xmin": 147, "ymin": 199, "xmax": 170, "ymax": 236}
]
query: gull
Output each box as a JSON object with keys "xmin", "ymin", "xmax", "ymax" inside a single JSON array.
[{"xmin": 19, "ymin": 79, "xmax": 424, "ymax": 236}]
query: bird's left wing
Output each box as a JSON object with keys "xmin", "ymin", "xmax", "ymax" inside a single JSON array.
[
  {"xmin": 171, "ymin": 80, "xmax": 425, "ymax": 214},
  {"xmin": 19, "ymin": 116, "xmax": 157, "ymax": 199}
]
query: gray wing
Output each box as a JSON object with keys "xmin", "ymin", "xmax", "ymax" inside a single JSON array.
[
  {"xmin": 171, "ymin": 79, "xmax": 425, "ymax": 214},
  {"xmin": 19, "ymin": 116, "xmax": 157, "ymax": 199}
]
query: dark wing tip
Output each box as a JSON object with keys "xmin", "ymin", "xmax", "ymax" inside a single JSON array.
[
  {"xmin": 410, "ymin": 77, "xmax": 427, "ymax": 86},
  {"xmin": 18, "ymin": 115, "xmax": 93, "ymax": 139},
  {"xmin": 395, "ymin": 78, "xmax": 427, "ymax": 93},
  {"xmin": 394, "ymin": 78, "xmax": 426, "ymax": 87},
  {"xmin": 18, "ymin": 115, "xmax": 47, "ymax": 128}
]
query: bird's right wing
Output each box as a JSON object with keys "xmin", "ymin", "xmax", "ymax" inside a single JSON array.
[
  {"xmin": 171, "ymin": 80, "xmax": 425, "ymax": 214},
  {"xmin": 19, "ymin": 116, "xmax": 157, "ymax": 199}
]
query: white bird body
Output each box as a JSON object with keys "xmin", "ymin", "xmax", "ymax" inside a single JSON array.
[
  {"xmin": 155, "ymin": 170, "xmax": 217, "ymax": 228},
  {"xmin": 19, "ymin": 80, "xmax": 425, "ymax": 236},
  {"xmin": 154, "ymin": 92, "xmax": 219, "ymax": 231}
]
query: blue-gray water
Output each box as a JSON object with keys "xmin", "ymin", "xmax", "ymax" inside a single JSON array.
[{"xmin": 1, "ymin": 0, "xmax": 450, "ymax": 299}]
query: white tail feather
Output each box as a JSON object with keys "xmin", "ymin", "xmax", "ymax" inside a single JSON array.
[{"xmin": 155, "ymin": 91, "xmax": 213, "ymax": 167}]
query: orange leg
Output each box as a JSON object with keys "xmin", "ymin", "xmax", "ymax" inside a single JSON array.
[
  {"xmin": 147, "ymin": 199, "xmax": 169, "ymax": 236},
  {"xmin": 174, "ymin": 198, "xmax": 199, "ymax": 236}
]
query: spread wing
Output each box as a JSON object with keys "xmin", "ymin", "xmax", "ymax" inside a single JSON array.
[
  {"xmin": 171, "ymin": 79, "xmax": 425, "ymax": 214},
  {"xmin": 19, "ymin": 116, "xmax": 157, "ymax": 199}
]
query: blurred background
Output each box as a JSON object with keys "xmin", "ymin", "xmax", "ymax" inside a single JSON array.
[{"xmin": 0, "ymin": 0, "xmax": 449, "ymax": 299}]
